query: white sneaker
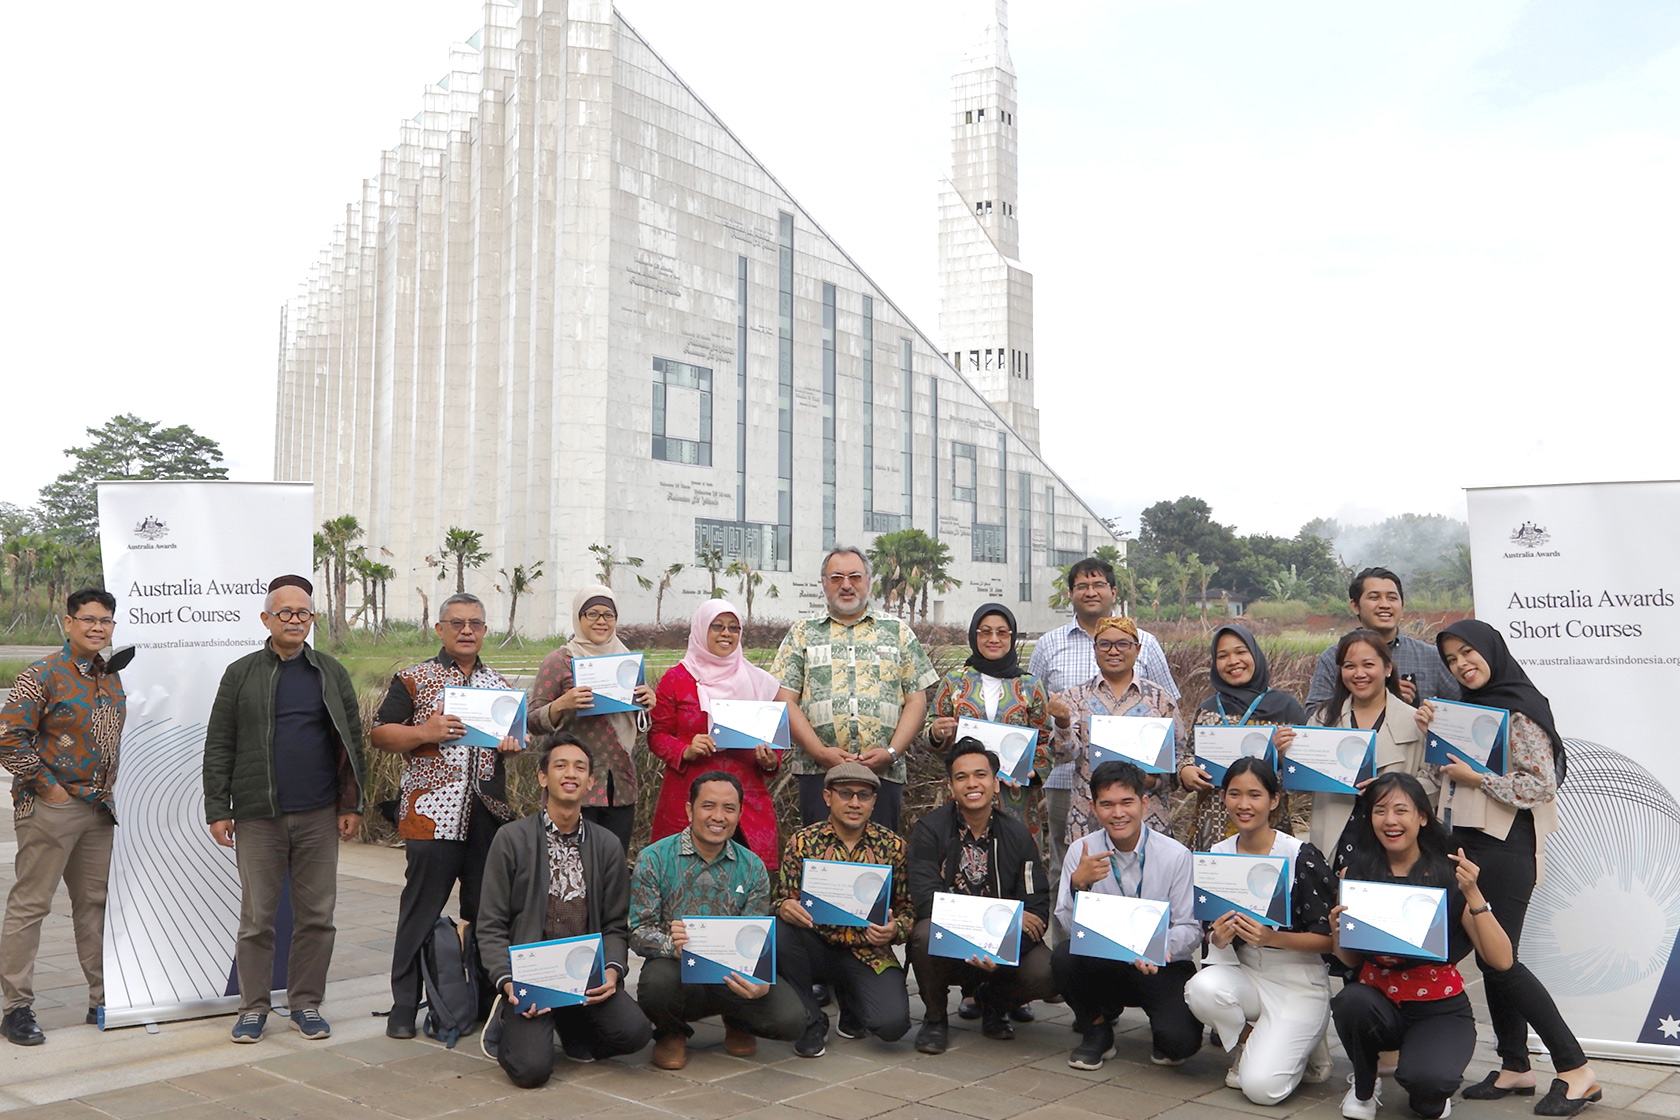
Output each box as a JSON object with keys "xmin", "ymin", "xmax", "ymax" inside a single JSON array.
[
  {"xmin": 1342, "ymin": 1074, "xmax": 1382, "ymax": 1120},
  {"xmin": 1226, "ymin": 1043, "xmax": 1244, "ymax": 1090},
  {"xmin": 1305, "ymin": 1034, "xmax": 1334, "ymax": 1084}
]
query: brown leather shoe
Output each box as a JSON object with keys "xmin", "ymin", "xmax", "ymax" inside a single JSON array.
[
  {"xmin": 652, "ymin": 1032, "xmax": 688, "ymax": 1069},
  {"xmin": 724, "ymin": 1027, "xmax": 757, "ymax": 1057}
]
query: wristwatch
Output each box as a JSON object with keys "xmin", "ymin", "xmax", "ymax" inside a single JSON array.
[
  {"xmin": 1468, "ymin": 902, "xmax": 1493, "ymax": 916},
  {"xmin": 886, "ymin": 745, "xmax": 899, "ymax": 761}
]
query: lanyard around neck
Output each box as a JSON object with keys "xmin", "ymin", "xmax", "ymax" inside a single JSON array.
[
  {"xmin": 1108, "ymin": 829, "xmax": 1147, "ymax": 898},
  {"xmin": 1215, "ymin": 691, "xmax": 1268, "ymax": 726}
]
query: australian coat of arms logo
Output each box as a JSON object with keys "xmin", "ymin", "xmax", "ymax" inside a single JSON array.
[
  {"xmin": 1508, "ymin": 521, "xmax": 1550, "ymax": 549},
  {"xmin": 134, "ymin": 515, "xmax": 169, "ymax": 541}
]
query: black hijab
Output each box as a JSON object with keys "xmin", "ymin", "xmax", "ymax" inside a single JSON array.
[
  {"xmin": 965, "ymin": 603, "xmax": 1023, "ymax": 678},
  {"xmin": 1437, "ymin": 619, "xmax": 1566, "ymax": 784},
  {"xmin": 1199, "ymin": 623, "xmax": 1307, "ymax": 725}
]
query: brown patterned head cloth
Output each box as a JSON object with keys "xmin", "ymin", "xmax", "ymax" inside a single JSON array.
[{"xmin": 1091, "ymin": 615, "xmax": 1139, "ymax": 642}]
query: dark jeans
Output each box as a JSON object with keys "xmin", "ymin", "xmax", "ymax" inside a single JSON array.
[
  {"xmin": 797, "ymin": 773, "xmax": 902, "ymax": 831},
  {"xmin": 1049, "ymin": 941, "xmax": 1201, "ymax": 1061},
  {"xmin": 496, "ymin": 986, "xmax": 652, "ymax": 1088},
  {"xmin": 775, "ymin": 923, "xmax": 910, "ymax": 1041},
  {"xmin": 1334, "ymin": 983, "xmax": 1475, "ymax": 1119},
  {"xmin": 1453, "ymin": 817, "xmax": 1587, "ymax": 1074},
  {"xmin": 234, "ymin": 805, "xmax": 340, "ymax": 1014},
  {"xmin": 908, "ymin": 919, "xmax": 1055, "ymax": 1019},
  {"xmin": 583, "ymin": 805, "xmax": 634, "ymax": 854},
  {"xmin": 636, "ymin": 957, "xmax": 808, "ymax": 1041},
  {"xmin": 391, "ymin": 798, "xmax": 501, "ymax": 1008}
]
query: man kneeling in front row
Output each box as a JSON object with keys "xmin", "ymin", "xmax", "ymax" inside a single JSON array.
[
  {"xmin": 630, "ymin": 770, "xmax": 807, "ymax": 1068},
  {"xmin": 476, "ymin": 735, "xmax": 652, "ymax": 1088}
]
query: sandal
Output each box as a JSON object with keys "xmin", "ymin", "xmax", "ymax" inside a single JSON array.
[
  {"xmin": 1463, "ymin": 1072, "xmax": 1536, "ymax": 1100},
  {"xmin": 1534, "ymin": 1078, "xmax": 1602, "ymax": 1117}
]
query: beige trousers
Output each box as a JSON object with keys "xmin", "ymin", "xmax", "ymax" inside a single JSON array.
[{"xmin": 1, "ymin": 797, "xmax": 114, "ymax": 1011}]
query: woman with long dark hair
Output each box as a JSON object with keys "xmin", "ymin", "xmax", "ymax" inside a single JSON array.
[
  {"xmin": 1330, "ymin": 772, "xmax": 1511, "ymax": 1120},
  {"xmin": 1416, "ymin": 620, "xmax": 1598, "ymax": 1116}
]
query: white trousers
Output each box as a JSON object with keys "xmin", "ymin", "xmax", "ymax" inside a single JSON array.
[{"xmin": 1185, "ymin": 945, "xmax": 1331, "ymax": 1106}]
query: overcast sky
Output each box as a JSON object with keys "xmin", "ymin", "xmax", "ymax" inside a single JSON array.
[{"xmin": 4, "ymin": 0, "xmax": 1676, "ymax": 539}]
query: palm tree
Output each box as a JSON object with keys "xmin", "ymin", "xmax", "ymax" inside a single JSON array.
[
  {"xmin": 912, "ymin": 537, "xmax": 961, "ymax": 623},
  {"xmin": 695, "ymin": 543, "xmax": 725, "ymax": 600},
  {"xmin": 588, "ymin": 543, "xmax": 652, "ymax": 591},
  {"xmin": 438, "ymin": 527, "xmax": 490, "ymax": 594},
  {"xmin": 317, "ymin": 514, "xmax": 364, "ymax": 644},
  {"xmin": 1136, "ymin": 576, "xmax": 1164, "ymax": 620},
  {"xmin": 495, "ymin": 562, "xmax": 544, "ymax": 646},
  {"xmin": 654, "ymin": 562, "xmax": 685, "ymax": 624},
  {"xmin": 1162, "ymin": 551, "xmax": 1193, "ymax": 621},
  {"xmin": 866, "ymin": 529, "xmax": 919, "ymax": 617},
  {"xmin": 362, "ymin": 559, "xmax": 395, "ymax": 635},
  {"xmin": 1193, "ymin": 556, "xmax": 1219, "ymax": 622},
  {"xmin": 725, "ymin": 558, "xmax": 780, "ymax": 625}
]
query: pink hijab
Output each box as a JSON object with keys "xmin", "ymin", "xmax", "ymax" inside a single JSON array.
[{"xmin": 680, "ymin": 599, "xmax": 781, "ymax": 713}]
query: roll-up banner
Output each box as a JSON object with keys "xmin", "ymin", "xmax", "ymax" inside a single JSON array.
[
  {"xmin": 96, "ymin": 481, "xmax": 313, "ymax": 1027},
  {"xmin": 1466, "ymin": 480, "xmax": 1680, "ymax": 1063}
]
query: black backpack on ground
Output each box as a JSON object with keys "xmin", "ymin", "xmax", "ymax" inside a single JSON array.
[{"xmin": 420, "ymin": 915, "xmax": 482, "ymax": 1048}]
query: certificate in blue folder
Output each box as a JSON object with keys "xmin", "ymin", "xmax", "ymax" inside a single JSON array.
[
  {"xmin": 509, "ymin": 933, "xmax": 603, "ymax": 1010},
  {"xmin": 1088, "ymin": 715, "xmax": 1175, "ymax": 775},
  {"xmin": 1069, "ymin": 892, "xmax": 1170, "ymax": 967},
  {"xmin": 1338, "ymin": 879, "xmax": 1449, "ymax": 962},
  {"xmin": 680, "ymin": 916, "xmax": 777, "ymax": 985},
  {"xmin": 1193, "ymin": 851, "xmax": 1292, "ymax": 927},
  {"xmin": 928, "ymin": 892, "xmax": 1023, "ymax": 967},
  {"xmin": 572, "ymin": 652, "xmax": 646, "ymax": 715},
  {"xmin": 798, "ymin": 859, "xmax": 892, "ymax": 927},
  {"xmin": 1423, "ymin": 699, "xmax": 1508, "ymax": 777}
]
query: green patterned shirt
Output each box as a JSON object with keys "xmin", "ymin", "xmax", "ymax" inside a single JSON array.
[
  {"xmin": 771, "ymin": 611, "xmax": 938, "ymax": 783},
  {"xmin": 628, "ymin": 827, "xmax": 772, "ymax": 960}
]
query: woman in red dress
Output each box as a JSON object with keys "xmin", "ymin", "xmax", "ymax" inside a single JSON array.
[{"xmin": 649, "ymin": 599, "xmax": 784, "ymax": 867}]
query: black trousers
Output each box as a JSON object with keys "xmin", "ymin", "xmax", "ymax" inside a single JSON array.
[
  {"xmin": 908, "ymin": 919, "xmax": 1055, "ymax": 1019},
  {"xmin": 582, "ymin": 805, "xmax": 634, "ymax": 854},
  {"xmin": 1453, "ymin": 818, "xmax": 1587, "ymax": 1074},
  {"xmin": 635, "ymin": 957, "xmax": 809, "ymax": 1041},
  {"xmin": 496, "ymin": 986, "xmax": 653, "ymax": 1088},
  {"xmin": 1334, "ymin": 983, "xmax": 1475, "ymax": 1118},
  {"xmin": 1049, "ymin": 941, "xmax": 1201, "ymax": 1061},
  {"xmin": 797, "ymin": 773, "xmax": 902, "ymax": 831},
  {"xmin": 391, "ymin": 798, "xmax": 501, "ymax": 1008},
  {"xmin": 775, "ymin": 923, "xmax": 910, "ymax": 1041}
]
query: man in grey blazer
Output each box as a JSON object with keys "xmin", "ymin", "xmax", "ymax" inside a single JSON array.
[{"xmin": 476, "ymin": 734, "xmax": 652, "ymax": 1087}]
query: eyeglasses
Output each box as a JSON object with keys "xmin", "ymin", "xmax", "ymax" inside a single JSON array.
[
  {"xmin": 580, "ymin": 609, "xmax": 618, "ymax": 623},
  {"xmin": 708, "ymin": 621, "xmax": 743, "ymax": 635},
  {"xmin": 270, "ymin": 608, "xmax": 315, "ymax": 623},
  {"xmin": 442, "ymin": 618, "xmax": 488, "ymax": 633},
  {"xmin": 828, "ymin": 786, "xmax": 877, "ymax": 802},
  {"xmin": 824, "ymin": 573, "xmax": 868, "ymax": 586},
  {"xmin": 1094, "ymin": 639, "xmax": 1138, "ymax": 653},
  {"xmin": 1071, "ymin": 581, "xmax": 1112, "ymax": 593},
  {"xmin": 975, "ymin": 627, "xmax": 1013, "ymax": 640},
  {"xmin": 71, "ymin": 615, "xmax": 116, "ymax": 627}
]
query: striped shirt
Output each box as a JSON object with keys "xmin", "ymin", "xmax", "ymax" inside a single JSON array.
[{"xmin": 1028, "ymin": 621, "xmax": 1179, "ymax": 790}]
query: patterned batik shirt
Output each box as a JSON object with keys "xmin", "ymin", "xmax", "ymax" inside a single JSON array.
[
  {"xmin": 777, "ymin": 819, "xmax": 914, "ymax": 973},
  {"xmin": 375, "ymin": 651, "xmax": 519, "ymax": 841},
  {"xmin": 953, "ymin": 819, "xmax": 994, "ymax": 897},
  {"xmin": 1027, "ymin": 620, "xmax": 1179, "ymax": 791},
  {"xmin": 628, "ymin": 828, "xmax": 772, "ymax": 959},
  {"xmin": 1051, "ymin": 674, "xmax": 1183, "ymax": 845},
  {"xmin": 771, "ymin": 611, "xmax": 939, "ymax": 784},
  {"xmin": 543, "ymin": 813, "xmax": 589, "ymax": 941},
  {"xmin": 0, "ymin": 643, "xmax": 125, "ymax": 820}
]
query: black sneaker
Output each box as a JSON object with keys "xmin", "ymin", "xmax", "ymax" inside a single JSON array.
[
  {"xmin": 1008, "ymin": 1003, "xmax": 1035, "ymax": 1023},
  {"xmin": 2, "ymin": 1007, "xmax": 44, "ymax": 1047},
  {"xmin": 384, "ymin": 1004, "xmax": 417, "ymax": 1040},
  {"xmin": 1068, "ymin": 1021, "xmax": 1115, "ymax": 1071},
  {"xmin": 795, "ymin": 1012, "xmax": 829, "ymax": 1058},
  {"xmin": 85, "ymin": 1007, "xmax": 100, "ymax": 1027},
  {"xmin": 915, "ymin": 1017, "xmax": 949, "ymax": 1054},
  {"xmin": 811, "ymin": 983, "xmax": 832, "ymax": 1007},
  {"xmin": 835, "ymin": 1009, "xmax": 865, "ymax": 1039},
  {"xmin": 981, "ymin": 1004, "xmax": 1015, "ymax": 1041}
]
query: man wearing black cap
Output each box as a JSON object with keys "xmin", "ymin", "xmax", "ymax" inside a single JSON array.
[{"xmin": 203, "ymin": 575, "xmax": 367, "ymax": 1044}]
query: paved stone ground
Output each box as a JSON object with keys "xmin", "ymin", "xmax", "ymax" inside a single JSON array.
[{"xmin": 0, "ymin": 812, "xmax": 1673, "ymax": 1120}]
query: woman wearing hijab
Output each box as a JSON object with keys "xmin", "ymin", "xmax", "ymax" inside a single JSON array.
[
  {"xmin": 927, "ymin": 603, "xmax": 1059, "ymax": 847},
  {"xmin": 1415, "ymin": 620, "xmax": 1598, "ymax": 1117},
  {"xmin": 1178, "ymin": 624, "xmax": 1308, "ymax": 852},
  {"xmin": 527, "ymin": 585, "xmax": 657, "ymax": 851},
  {"xmin": 647, "ymin": 599, "xmax": 783, "ymax": 866}
]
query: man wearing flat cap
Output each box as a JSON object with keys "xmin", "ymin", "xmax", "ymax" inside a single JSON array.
[
  {"xmin": 202, "ymin": 575, "xmax": 366, "ymax": 1044},
  {"xmin": 774, "ymin": 761, "xmax": 913, "ymax": 1058}
]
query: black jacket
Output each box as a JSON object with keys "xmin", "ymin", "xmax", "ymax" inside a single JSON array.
[
  {"xmin": 907, "ymin": 801, "xmax": 1049, "ymax": 922},
  {"xmin": 476, "ymin": 811, "xmax": 631, "ymax": 991}
]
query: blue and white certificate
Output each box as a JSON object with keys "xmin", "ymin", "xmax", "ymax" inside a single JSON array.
[
  {"xmin": 680, "ymin": 916, "xmax": 777, "ymax": 985},
  {"xmin": 798, "ymin": 859, "xmax": 893, "ymax": 927},
  {"xmin": 1069, "ymin": 892, "xmax": 1170, "ymax": 967},
  {"xmin": 709, "ymin": 699, "xmax": 791, "ymax": 751},
  {"xmin": 1424, "ymin": 699, "xmax": 1508, "ymax": 776},
  {"xmin": 442, "ymin": 686, "xmax": 527, "ymax": 750},
  {"xmin": 1338, "ymin": 879, "xmax": 1449, "ymax": 962},
  {"xmin": 955, "ymin": 717, "xmax": 1037, "ymax": 786},
  {"xmin": 1193, "ymin": 725, "xmax": 1277, "ymax": 785},
  {"xmin": 928, "ymin": 892, "xmax": 1023, "ymax": 967},
  {"xmin": 509, "ymin": 933, "xmax": 603, "ymax": 1010},
  {"xmin": 1088, "ymin": 715, "xmax": 1175, "ymax": 775},
  {"xmin": 1280, "ymin": 726, "xmax": 1377, "ymax": 795},
  {"xmin": 572, "ymin": 652, "xmax": 645, "ymax": 715},
  {"xmin": 1193, "ymin": 851, "xmax": 1292, "ymax": 927}
]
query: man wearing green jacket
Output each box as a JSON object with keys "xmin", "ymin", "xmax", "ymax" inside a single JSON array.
[{"xmin": 202, "ymin": 574, "xmax": 366, "ymax": 1044}]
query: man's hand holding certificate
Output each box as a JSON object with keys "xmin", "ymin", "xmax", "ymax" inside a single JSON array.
[
  {"xmin": 1070, "ymin": 892, "xmax": 1170, "ymax": 967},
  {"xmin": 1337, "ymin": 879, "xmax": 1449, "ymax": 962},
  {"xmin": 678, "ymin": 916, "xmax": 777, "ymax": 985},
  {"xmin": 1087, "ymin": 715, "xmax": 1175, "ymax": 775},
  {"xmin": 798, "ymin": 859, "xmax": 892, "ymax": 927},
  {"xmin": 1424, "ymin": 698, "xmax": 1508, "ymax": 776},
  {"xmin": 955, "ymin": 717, "xmax": 1037, "ymax": 786},
  {"xmin": 1193, "ymin": 725, "xmax": 1277, "ymax": 785},
  {"xmin": 508, "ymin": 933, "xmax": 604, "ymax": 1010},
  {"xmin": 1279, "ymin": 726, "xmax": 1377, "ymax": 795},
  {"xmin": 928, "ymin": 892, "xmax": 1023, "ymax": 967},
  {"xmin": 442, "ymin": 686, "xmax": 527, "ymax": 750},
  {"xmin": 709, "ymin": 699, "xmax": 791, "ymax": 751},
  {"xmin": 572, "ymin": 652, "xmax": 646, "ymax": 715},
  {"xmin": 1193, "ymin": 852, "xmax": 1291, "ymax": 927}
]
